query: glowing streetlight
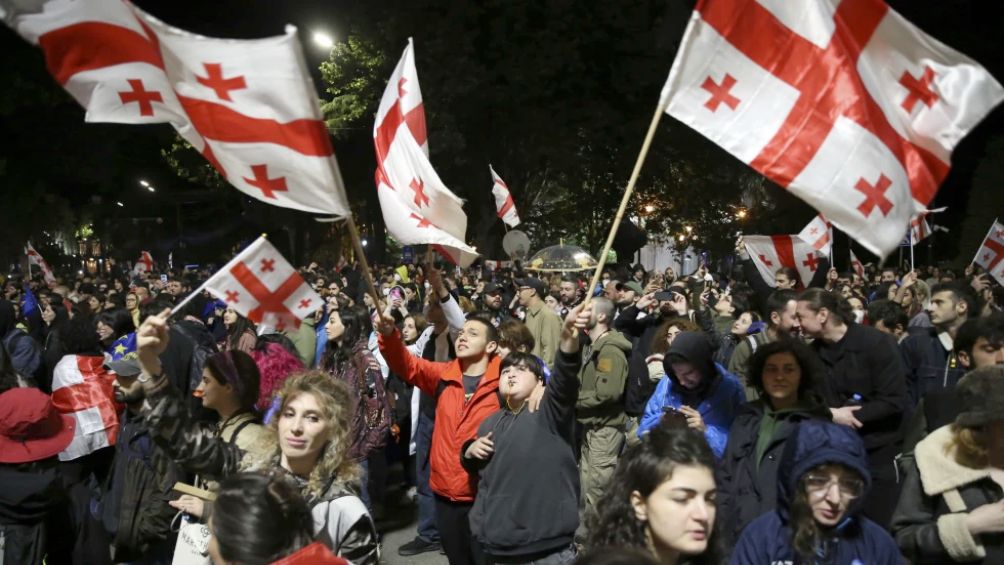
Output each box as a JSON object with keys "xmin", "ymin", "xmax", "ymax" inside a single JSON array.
[
  {"xmin": 312, "ymin": 31, "xmax": 334, "ymax": 50},
  {"xmin": 147, "ymin": 185, "xmax": 156, "ymax": 193},
  {"xmin": 736, "ymin": 209, "xmax": 747, "ymax": 219},
  {"xmin": 685, "ymin": 225, "xmax": 693, "ymax": 233},
  {"xmin": 677, "ymin": 234, "xmax": 686, "ymax": 242},
  {"xmin": 643, "ymin": 204, "xmax": 655, "ymax": 213},
  {"xmin": 116, "ymin": 201, "xmax": 124, "ymax": 207},
  {"xmin": 139, "ymin": 179, "xmax": 149, "ymax": 187}
]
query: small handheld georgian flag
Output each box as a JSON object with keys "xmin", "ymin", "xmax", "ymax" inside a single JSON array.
[
  {"xmin": 850, "ymin": 249, "xmax": 866, "ymax": 280},
  {"xmin": 489, "ymin": 165, "xmax": 521, "ymax": 228},
  {"xmin": 973, "ymin": 219, "xmax": 1004, "ymax": 286},
  {"xmin": 25, "ymin": 243, "xmax": 56, "ymax": 285},
  {"xmin": 202, "ymin": 236, "xmax": 321, "ymax": 331},
  {"xmin": 51, "ymin": 355, "xmax": 119, "ymax": 461},
  {"xmin": 797, "ymin": 214, "xmax": 833, "ymax": 256}
]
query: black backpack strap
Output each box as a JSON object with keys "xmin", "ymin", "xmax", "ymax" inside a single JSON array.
[{"xmin": 227, "ymin": 417, "xmax": 256, "ymax": 446}]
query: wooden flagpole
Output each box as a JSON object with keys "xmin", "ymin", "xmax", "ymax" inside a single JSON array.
[
  {"xmin": 581, "ymin": 100, "xmax": 667, "ymax": 310},
  {"xmin": 344, "ymin": 216, "xmax": 384, "ymax": 312}
]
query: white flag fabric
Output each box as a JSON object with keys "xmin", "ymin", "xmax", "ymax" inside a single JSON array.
[
  {"xmin": 908, "ymin": 213, "xmax": 932, "ymax": 244},
  {"xmin": 490, "ymin": 165, "xmax": 521, "ymax": 228},
  {"xmin": 51, "ymin": 355, "xmax": 119, "ymax": 461},
  {"xmin": 850, "ymin": 249, "xmax": 866, "ymax": 280},
  {"xmin": 797, "ymin": 214, "xmax": 833, "ymax": 256},
  {"xmin": 3, "ymin": 0, "xmax": 349, "ymax": 217},
  {"xmin": 25, "ymin": 243, "xmax": 56, "ymax": 285},
  {"xmin": 661, "ymin": 0, "xmax": 1004, "ymax": 258},
  {"xmin": 203, "ymin": 236, "xmax": 321, "ymax": 331},
  {"xmin": 973, "ymin": 219, "xmax": 1004, "ymax": 286},
  {"xmin": 373, "ymin": 39, "xmax": 478, "ymax": 267},
  {"xmin": 744, "ymin": 235, "xmax": 822, "ymax": 288}
]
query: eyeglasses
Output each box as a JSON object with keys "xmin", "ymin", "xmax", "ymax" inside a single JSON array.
[{"xmin": 804, "ymin": 474, "xmax": 865, "ymax": 499}]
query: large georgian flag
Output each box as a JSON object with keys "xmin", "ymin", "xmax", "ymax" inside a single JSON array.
[
  {"xmin": 973, "ymin": 219, "xmax": 1004, "ymax": 286},
  {"xmin": 373, "ymin": 39, "xmax": 478, "ymax": 267},
  {"xmin": 744, "ymin": 235, "xmax": 822, "ymax": 288},
  {"xmin": 132, "ymin": 250, "xmax": 154, "ymax": 275},
  {"xmin": 52, "ymin": 355, "xmax": 120, "ymax": 461},
  {"xmin": 661, "ymin": 0, "xmax": 1004, "ymax": 257},
  {"xmin": 25, "ymin": 243, "xmax": 57, "ymax": 285},
  {"xmin": 202, "ymin": 236, "xmax": 321, "ymax": 332},
  {"xmin": 490, "ymin": 165, "xmax": 521, "ymax": 228},
  {"xmin": 3, "ymin": 0, "xmax": 349, "ymax": 217}
]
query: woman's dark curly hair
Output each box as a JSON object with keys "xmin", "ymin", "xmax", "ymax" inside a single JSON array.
[
  {"xmin": 586, "ymin": 422, "xmax": 725, "ymax": 564},
  {"xmin": 60, "ymin": 314, "xmax": 103, "ymax": 356},
  {"xmin": 96, "ymin": 308, "xmax": 136, "ymax": 343},
  {"xmin": 322, "ymin": 305, "xmax": 371, "ymax": 372},
  {"xmin": 746, "ymin": 338, "xmax": 827, "ymax": 409}
]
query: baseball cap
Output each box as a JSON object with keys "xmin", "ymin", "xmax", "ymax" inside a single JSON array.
[
  {"xmin": 515, "ymin": 277, "xmax": 547, "ymax": 297},
  {"xmin": 617, "ymin": 281, "xmax": 643, "ymax": 295},
  {"xmin": 483, "ymin": 282, "xmax": 502, "ymax": 295},
  {"xmin": 105, "ymin": 358, "xmax": 143, "ymax": 378}
]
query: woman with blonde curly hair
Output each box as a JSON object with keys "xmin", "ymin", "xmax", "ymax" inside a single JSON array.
[{"xmin": 124, "ymin": 309, "xmax": 379, "ymax": 563}]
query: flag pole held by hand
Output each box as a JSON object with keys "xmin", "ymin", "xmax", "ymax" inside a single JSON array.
[
  {"xmin": 582, "ymin": 99, "xmax": 667, "ymax": 310},
  {"xmin": 344, "ymin": 216, "xmax": 383, "ymax": 310}
]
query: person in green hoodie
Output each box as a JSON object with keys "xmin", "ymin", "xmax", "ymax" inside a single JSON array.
[
  {"xmin": 576, "ymin": 297, "xmax": 633, "ymax": 519},
  {"xmin": 715, "ymin": 338, "xmax": 831, "ymax": 545}
]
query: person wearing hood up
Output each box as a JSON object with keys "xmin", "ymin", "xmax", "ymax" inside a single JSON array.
[
  {"xmin": 637, "ymin": 331, "xmax": 745, "ymax": 457},
  {"xmin": 0, "ymin": 298, "xmax": 43, "ymax": 383},
  {"xmin": 0, "ymin": 387, "xmax": 76, "ymax": 565},
  {"xmin": 730, "ymin": 419, "xmax": 900, "ymax": 564}
]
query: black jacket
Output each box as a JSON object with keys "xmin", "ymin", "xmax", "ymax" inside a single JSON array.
[
  {"xmin": 892, "ymin": 425, "xmax": 1004, "ymax": 563},
  {"xmin": 812, "ymin": 323, "xmax": 909, "ymax": 453},
  {"xmin": 900, "ymin": 327, "xmax": 966, "ymax": 404},
  {"xmin": 464, "ymin": 350, "xmax": 581, "ymax": 557},
  {"xmin": 614, "ymin": 304, "xmax": 665, "ymax": 416},
  {"xmin": 717, "ymin": 400, "xmax": 829, "ymax": 544},
  {"xmin": 101, "ymin": 412, "xmax": 180, "ymax": 561},
  {"xmin": 0, "ymin": 464, "xmax": 74, "ymax": 565}
]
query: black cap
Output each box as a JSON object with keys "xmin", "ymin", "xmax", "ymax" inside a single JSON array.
[
  {"xmin": 483, "ymin": 282, "xmax": 502, "ymax": 295},
  {"xmin": 515, "ymin": 277, "xmax": 547, "ymax": 297}
]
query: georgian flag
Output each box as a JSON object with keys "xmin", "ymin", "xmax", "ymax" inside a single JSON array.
[
  {"xmin": 3, "ymin": 0, "xmax": 349, "ymax": 217},
  {"xmin": 661, "ymin": 0, "xmax": 1004, "ymax": 258},
  {"xmin": 973, "ymin": 219, "xmax": 1004, "ymax": 286},
  {"xmin": 373, "ymin": 39, "xmax": 478, "ymax": 267},
  {"xmin": 490, "ymin": 165, "xmax": 521, "ymax": 228},
  {"xmin": 52, "ymin": 355, "xmax": 120, "ymax": 461},
  {"xmin": 744, "ymin": 235, "xmax": 822, "ymax": 288},
  {"xmin": 133, "ymin": 250, "xmax": 153, "ymax": 275},
  {"xmin": 908, "ymin": 213, "xmax": 932, "ymax": 244},
  {"xmin": 850, "ymin": 249, "xmax": 866, "ymax": 280},
  {"xmin": 202, "ymin": 236, "xmax": 321, "ymax": 332},
  {"xmin": 797, "ymin": 214, "xmax": 833, "ymax": 256},
  {"xmin": 25, "ymin": 243, "xmax": 56, "ymax": 285}
]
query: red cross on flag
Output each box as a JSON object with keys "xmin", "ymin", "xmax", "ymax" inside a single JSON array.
[
  {"xmin": 973, "ymin": 219, "xmax": 1004, "ymax": 286},
  {"xmin": 202, "ymin": 236, "xmax": 321, "ymax": 332},
  {"xmin": 797, "ymin": 214, "xmax": 833, "ymax": 257},
  {"xmin": 660, "ymin": 0, "xmax": 1004, "ymax": 258},
  {"xmin": 908, "ymin": 213, "xmax": 932, "ymax": 244},
  {"xmin": 850, "ymin": 249, "xmax": 866, "ymax": 280},
  {"xmin": 373, "ymin": 39, "xmax": 478, "ymax": 267},
  {"xmin": 4, "ymin": 0, "xmax": 349, "ymax": 217},
  {"xmin": 133, "ymin": 250, "xmax": 154, "ymax": 275},
  {"xmin": 490, "ymin": 165, "xmax": 521, "ymax": 228},
  {"xmin": 51, "ymin": 355, "xmax": 120, "ymax": 461},
  {"xmin": 744, "ymin": 235, "xmax": 822, "ymax": 288},
  {"xmin": 25, "ymin": 243, "xmax": 57, "ymax": 286}
]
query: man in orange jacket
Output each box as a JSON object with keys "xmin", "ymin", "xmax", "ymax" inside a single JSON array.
[{"xmin": 377, "ymin": 309, "xmax": 500, "ymax": 565}]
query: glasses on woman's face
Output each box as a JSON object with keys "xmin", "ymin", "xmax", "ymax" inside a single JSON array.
[{"xmin": 804, "ymin": 474, "xmax": 865, "ymax": 499}]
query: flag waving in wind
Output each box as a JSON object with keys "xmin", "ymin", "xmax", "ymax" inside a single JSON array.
[
  {"xmin": 202, "ymin": 236, "xmax": 321, "ymax": 332},
  {"xmin": 490, "ymin": 165, "xmax": 521, "ymax": 228},
  {"xmin": 661, "ymin": 0, "xmax": 1003, "ymax": 257},
  {"xmin": 373, "ymin": 39, "xmax": 478, "ymax": 267},
  {"xmin": 133, "ymin": 251, "xmax": 153, "ymax": 275},
  {"xmin": 797, "ymin": 214, "xmax": 833, "ymax": 257},
  {"xmin": 3, "ymin": 0, "xmax": 349, "ymax": 217},
  {"xmin": 973, "ymin": 219, "xmax": 1004, "ymax": 286},
  {"xmin": 744, "ymin": 235, "xmax": 822, "ymax": 288},
  {"xmin": 25, "ymin": 243, "xmax": 56, "ymax": 285}
]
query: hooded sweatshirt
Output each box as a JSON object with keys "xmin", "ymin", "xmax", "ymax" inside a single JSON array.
[
  {"xmin": 637, "ymin": 332, "xmax": 745, "ymax": 457},
  {"xmin": 730, "ymin": 420, "xmax": 900, "ymax": 565}
]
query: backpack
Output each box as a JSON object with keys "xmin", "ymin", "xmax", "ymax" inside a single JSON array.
[{"xmin": 348, "ymin": 348, "xmax": 391, "ymax": 458}]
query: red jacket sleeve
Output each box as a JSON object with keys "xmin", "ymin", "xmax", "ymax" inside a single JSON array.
[{"xmin": 378, "ymin": 328, "xmax": 450, "ymax": 397}]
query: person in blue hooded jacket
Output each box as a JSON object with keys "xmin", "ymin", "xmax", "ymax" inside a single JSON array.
[
  {"xmin": 638, "ymin": 331, "xmax": 745, "ymax": 457},
  {"xmin": 730, "ymin": 419, "xmax": 900, "ymax": 565}
]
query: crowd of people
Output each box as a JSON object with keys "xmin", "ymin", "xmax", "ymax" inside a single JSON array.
[{"xmin": 0, "ymin": 241, "xmax": 1003, "ymax": 565}]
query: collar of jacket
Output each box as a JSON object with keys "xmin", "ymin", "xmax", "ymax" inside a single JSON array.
[{"xmin": 916, "ymin": 424, "xmax": 991, "ymax": 495}]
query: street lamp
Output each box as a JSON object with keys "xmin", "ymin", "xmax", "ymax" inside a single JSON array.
[
  {"xmin": 139, "ymin": 180, "xmax": 149, "ymax": 187},
  {"xmin": 312, "ymin": 31, "xmax": 334, "ymax": 50},
  {"xmin": 147, "ymin": 185, "xmax": 156, "ymax": 193},
  {"xmin": 116, "ymin": 201, "xmax": 124, "ymax": 207}
]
